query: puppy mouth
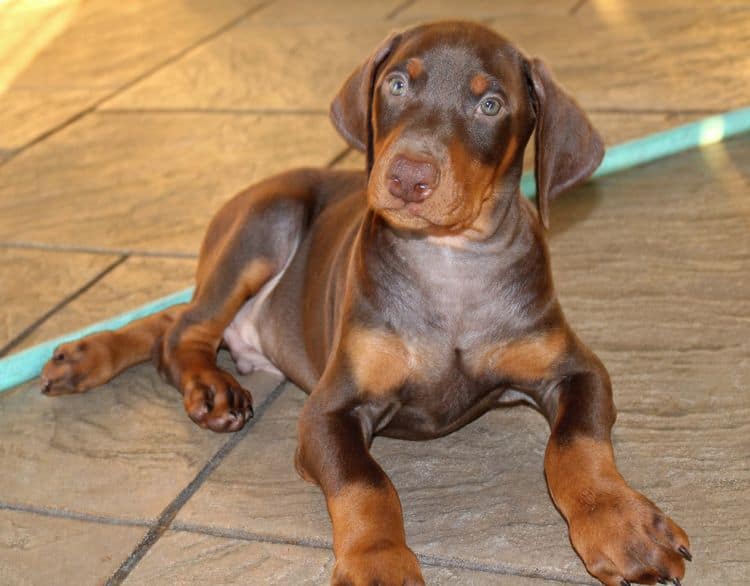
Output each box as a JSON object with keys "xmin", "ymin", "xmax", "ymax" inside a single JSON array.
[
  {"xmin": 376, "ymin": 197, "xmax": 471, "ymax": 233},
  {"xmin": 380, "ymin": 199, "xmax": 423, "ymax": 216}
]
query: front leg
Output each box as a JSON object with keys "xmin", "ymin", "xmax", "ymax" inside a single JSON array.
[
  {"xmin": 295, "ymin": 367, "xmax": 424, "ymax": 586},
  {"xmin": 542, "ymin": 359, "xmax": 691, "ymax": 585}
]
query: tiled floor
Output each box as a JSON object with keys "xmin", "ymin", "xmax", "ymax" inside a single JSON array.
[{"xmin": 1, "ymin": 1, "xmax": 748, "ymax": 584}]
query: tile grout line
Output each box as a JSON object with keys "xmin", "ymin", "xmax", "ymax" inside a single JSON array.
[
  {"xmin": 0, "ymin": 241, "xmax": 198, "ymax": 259},
  {"xmin": 0, "ymin": 501, "xmax": 152, "ymax": 529},
  {"xmin": 92, "ymin": 0, "xmax": 274, "ymax": 112},
  {"xmin": 0, "ymin": 254, "xmax": 129, "ymax": 358},
  {"xmin": 385, "ymin": 0, "xmax": 416, "ymax": 20},
  {"xmin": 326, "ymin": 146, "xmax": 353, "ymax": 168},
  {"xmin": 0, "ymin": 0, "xmax": 275, "ymax": 170},
  {"xmin": 172, "ymin": 521, "xmax": 332, "ymax": 551},
  {"xmin": 569, "ymin": 0, "xmax": 587, "ymax": 16},
  {"xmin": 0, "ymin": 494, "xmax": 591, "ymax": 583},
  {"xmin": 417, "ymin": 553, "xmax": 595, "ymax": 585},
  {"xmin": 0, "ymin": 145, "xmax": 352, "ymax": 260},
  {"xmin": 105, "ymin": 378, "xmax": 289, "ymax": 586},
  {"xmin": 586, "ymin": 106, "xmax": 722, "ymax": 115},
  {"xmin": 97, "ymin": 107, "xmax": 328, "ymax": 116},
  {"xmin": 169, "ymin": 521, "xmax": 593, "ymax": 584}
]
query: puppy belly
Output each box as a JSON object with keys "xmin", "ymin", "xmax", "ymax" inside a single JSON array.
[
  {"xmin": 224, "ymin": 301, "xmax": 281, "ymax": 376},
  {"xmin": 224, "ymin": 266, "xmax": 293, "ymax": 377}
]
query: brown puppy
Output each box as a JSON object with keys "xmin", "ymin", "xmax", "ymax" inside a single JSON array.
[{"xmin": 41, "ymin": 21, "xmax": 690, "ymax": 586}]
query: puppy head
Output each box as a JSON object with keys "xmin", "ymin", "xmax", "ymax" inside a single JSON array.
[{"xmin": 330, "ymin": 21, "xmax": 603, "ymax": 233}]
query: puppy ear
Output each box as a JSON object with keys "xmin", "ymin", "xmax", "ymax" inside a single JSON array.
[
  {"xmin": 330, "ymin": 33, "xmax": 402, "ymax": 155},
  {"xmin": 527, "ymin": 58, "xmax": 604, "ymax": 228}
]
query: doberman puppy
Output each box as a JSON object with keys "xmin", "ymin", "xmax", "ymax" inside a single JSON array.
[{"xmin": 41, "ymin": 21, "xmax": 690, "ymax": 586}]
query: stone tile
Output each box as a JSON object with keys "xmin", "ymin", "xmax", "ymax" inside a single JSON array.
[
  {"xmin": 173, "ymin": 138, "xmax": 750, "ymax": 583},
  {"xmin": 395, "ymin": 0, "xmax": 579, "ymax": 22},
  {"xmin": 0, "ymin": 0, "xmax": 263, "ymax": 150},
  {"xmin": 126, "ymin": 529, "xmax": 573, "ymax": 585},
  {"xmin": 0, "ymin": 88, "xmax": 98, "ymax": 155},
  {"xmin": 0, "ymin": 248, "xmax": 119, "ymax": 352},
  {"xmin": 0, "ymin": 112, "xmax": 344, "ymax": 254},
  {"xmin": 549, "ymin": 136, "xmax": 750, "ymax": 357},
  {"xmin": 176, "ymin": 389, "xmax": 591, "ymax": 582},
  {"xmin": 332, "ymin": 148, "xmax": 365, "ymax": 171},
  {"xmin": 125, "ymin": 530, "xmax": 335, "ymax": 586},
  {"xmin": 0, "ymin": 363, "xmax": 283, "ymax": 521},
  {"xmin": 104, "ymin": 22, "xmax": 396, "ymax": 112},
  {"xmin": 249, "ymin": 0, "xmax": 407, "ymax": 22},
  {"xmin": 423, "ymin": 566, "xmax": 575, "ymax": 586},
  {"xmin": 18, "ymin": 256, "xmax": 196, "ymax": 351},
  {"xmin": 485, "ymin": 6, "xmax": 750, "ymax": 112},
  {"xmin": 0, "ymin": 509, "xmax": 145, "ymax": 586}
]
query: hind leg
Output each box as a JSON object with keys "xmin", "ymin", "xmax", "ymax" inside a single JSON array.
[
  {"xmin": 155, "ymin": 170, "xmax": 319, "ymax": 432},
  {"xmin": 41, "ymin": 306, "xmax": 183, "ymax": 395},
  {"xmin": 41, "ymin": 168, "xmax": 336, "ymax": 431}
]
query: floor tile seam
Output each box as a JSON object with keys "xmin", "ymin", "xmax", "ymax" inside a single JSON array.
[
  {"xmin": 385, "ymin": 0, "xmax": 416, "ymax": 20},
  {"xmin": 96, "ymin": 107, "xmax": 329, "ymax": 116},
  {"xmin": 92, "ymin": 0, "xmax": 276, "ymax": 112},
  {"xmin": 105, "ymin": 378, "xmax": 289, "ymax": 585},
  {"xmin": 0, "ymin": 254, "xmax": 129, "ymax": 357},
  {"xmin": 569, "ymin": 0, "xmax": 587, "ymax": 16},
  {"xmin": 0, "ymin": 242, "xmax": 199, "ymax": 259},
  {"xmin": 585, "ymin": 106, "xmax": 722, "ymax": 115},
  {"xmin": 327, "ymin": 147, "xmax": 352, "ymax": 168},
  {"xmin": 0, "ymin": 501, "xmax": 153, "ymax": 529},
  {"xmin": 0, "ymin": 0, "xmax": 276, "ymax": 170},
  {"xmin": 170, "ymin": 521, "xmax": 594, "ymax": 583}
]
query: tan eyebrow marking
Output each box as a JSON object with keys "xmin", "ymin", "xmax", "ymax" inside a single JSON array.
[
  {"xmin": 470, "ymin": 73, "xmax": 490, "ymax": 95},
  {"xmin": 406, "ymin": 57, "xmax": 424, "ymax": 79}
]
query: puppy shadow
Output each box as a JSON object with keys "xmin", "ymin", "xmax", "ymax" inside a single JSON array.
[{"xmin": 546, "ymin": 180, "xmax": 605, "ymax": 239}]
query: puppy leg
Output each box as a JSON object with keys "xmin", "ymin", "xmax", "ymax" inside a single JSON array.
[
  {"xmin": 542, "ymin": 361, "xmax": 691, "ymax": 585},
  {"xmin": 157, "ymin": 174, "xmax": 318, "ymax": 432},
  {"xmin": 41, "ymin": 306, "xmax": 183, "ymax": 396},
  {"xmin": 295, "ymin": 367, "xmax": 425, "ymax": 586}
]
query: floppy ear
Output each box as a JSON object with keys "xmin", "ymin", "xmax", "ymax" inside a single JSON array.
[
  {"xmin": 329, "ymin": 33, "xmax": 402, "ymax": 160},
  {"xmin": 527, "ymin": 58, "xmax": 604, "ymax": 228}
]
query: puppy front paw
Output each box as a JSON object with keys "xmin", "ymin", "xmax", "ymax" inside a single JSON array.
[
  {"xmin": 568, "ymin": 484, "xmax": 691, "ymax": 585},
  {"xmin": 332, "ymin": 543, "xmax": 425, "ymax": 586},
  {"xmin": 41, "ymin": 335, "xmax": 115, "ymax": 395},
  {"xmin": 182, "ymin": 369, "xmax": 253, "ymax": 432}
]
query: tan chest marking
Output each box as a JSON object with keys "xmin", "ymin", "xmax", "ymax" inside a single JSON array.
[
  {"xmin": 475, "ymin": 329, "xmax": 567, "ymax": 382},
  {"xmin": 345, "ymin": 327, "xmax": 414, "ymax": 396}
]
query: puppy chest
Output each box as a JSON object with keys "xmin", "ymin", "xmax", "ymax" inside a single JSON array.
[{"xmin": 343, "ymin": 326, "xmax": 490, "ymax": 397}]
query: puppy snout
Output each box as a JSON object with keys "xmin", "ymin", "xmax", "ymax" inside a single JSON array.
[{"xmin": 387, "ymin": 156, "xmax": 439, "ymax": 203}]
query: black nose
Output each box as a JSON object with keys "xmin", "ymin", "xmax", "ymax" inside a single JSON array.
[{"xmin": 387, "ymin": 156, "xmax": 439, "ymax": 203}]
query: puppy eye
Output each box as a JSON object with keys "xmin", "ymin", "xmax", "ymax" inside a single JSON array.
[
  {"xmin": 387, "ymin": 75, "xmax": 408, "ymax": 96},
  {"xmin": 479, "ymin": 97, "xmax": 502, "ymax": 116}
]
